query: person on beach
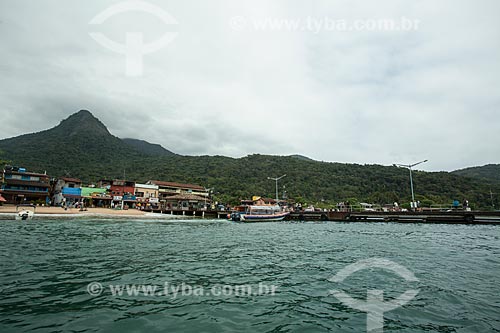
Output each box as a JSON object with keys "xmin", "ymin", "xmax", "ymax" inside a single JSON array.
[{"xmin": 463, "ymin": 199, "xmax": 469, "ymax": 210}]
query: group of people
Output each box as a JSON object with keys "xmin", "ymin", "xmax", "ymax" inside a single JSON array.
[{"xmin": 60, "ymin": 198, "xmax": 86, "ymax": 210}]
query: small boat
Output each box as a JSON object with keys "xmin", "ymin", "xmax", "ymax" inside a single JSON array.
[
  {"xmin": 16, "ymin": 204, "xmax": 36, "ymax": 220},
  {"xmin": 238, "ymin": 205, "xmax": 289, "ymax": 222}
]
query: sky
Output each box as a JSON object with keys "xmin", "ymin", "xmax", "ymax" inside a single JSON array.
[{"xmin": 1, "ymin": 0, "xmax": 499, "ymax": 171}]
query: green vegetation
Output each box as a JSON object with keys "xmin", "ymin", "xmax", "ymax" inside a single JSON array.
[
  {"xmin": 122, "ymin": 138, "xmax": 176, "ymax": 156},
  {"xmin": 453, "ymin": 164, "xmax": 500, "ymax": 183},
  {"xmin": 1, "ymin": 110, "xmax": 499, "ymax": 209}
]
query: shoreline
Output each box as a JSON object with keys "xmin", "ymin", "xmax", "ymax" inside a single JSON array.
[
  {"xmin": 0, "ymin": 205, "xmax": 147, "ymax": 215},
  {"xmin": 0, "ymin": 205, "xmax": 181, "ymax": 219}
]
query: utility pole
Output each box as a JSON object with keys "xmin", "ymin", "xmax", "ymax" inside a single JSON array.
[
  {"xmin": 393, "ymin": 160, "xmax": 428, "ymax": 211},
  {"xmin": 268, "ymin": 175, "xmax": 286, "ymax": 204},
  {"xmin": 490, "ymin": 189, "xmax": 496, "ymax": 210}
]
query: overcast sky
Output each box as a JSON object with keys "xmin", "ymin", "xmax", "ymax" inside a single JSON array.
[{"xmin": 1, "ymin": 0, "xmax": 499, "ymax": 171}]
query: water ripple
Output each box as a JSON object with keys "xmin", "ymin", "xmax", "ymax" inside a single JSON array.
[{"xmin": 0, "ymin": 219, "xmax": 499, "ymax": 332}]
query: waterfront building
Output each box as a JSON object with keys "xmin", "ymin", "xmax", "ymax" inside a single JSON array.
[
  {"xmin": 53, "ymin": 177, "xmax": 82, "ymax": 206},
  {"xmin": 81, "ymin": 186, "xmax": 112, "ymax": 208},
  {"xmin": 146, "ymin": 180, "xmax": 209, "ymax": 200},
  {"xmin": 134, "ymin": 183, "xmax": 160, "ymax": 210},
  {"xmin": 163, "ymin": 193, "xmax": 211, "ymax": 211},
  {"xmin": 98, "ymin": 179, "xmax": 137, "ymax": 208},
  {"xmin": 134, "ymin": 183, "xmax": 159, "ymax": 200},
  {"xmin": 145, "ymin": 180, "xmax": 210, "ymax": 211},
  {"xmin": 1, "ymin": 165, "xmax": 50, "ymax": 204}
]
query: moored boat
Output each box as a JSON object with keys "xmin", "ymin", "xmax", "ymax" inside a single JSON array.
[
  {"xmin": 16, "ymin": 204, "xmax": 36, "ymax": 220},
  {"xmin": 238, "ymin": 205, "xmax": 289, "ymax": 222}
]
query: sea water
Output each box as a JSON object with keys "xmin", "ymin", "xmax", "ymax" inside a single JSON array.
[{"xmin": 0, "ymin": 218, "xmax": 499, "ymax": 332}]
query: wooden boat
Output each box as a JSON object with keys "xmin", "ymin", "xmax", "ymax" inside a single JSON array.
[
  {"xmin": 238, "ymin": 205, "xmax": 289, "ymax": 222},
  {"xmin": 16, "ymin": 204, "xmax": 36, "ymax": 220}
]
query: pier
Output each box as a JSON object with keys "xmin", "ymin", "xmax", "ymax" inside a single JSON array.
[
  {"xmin": 152, "ymin": 208, "xmax": 500, "ymax": 224},
  {"xmin": 288, "ymin": 210, "xmax": 500, "ymax": 224},
  {"xmin": 151, "ymin": 209, "xmax": 229, "ymax": 219}
]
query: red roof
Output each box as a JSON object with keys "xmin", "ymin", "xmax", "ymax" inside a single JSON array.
[{"xmin": 150, "ymin": 180, "xmax": 205, "ymax": 191}]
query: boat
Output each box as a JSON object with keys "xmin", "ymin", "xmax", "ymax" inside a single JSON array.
[
  {"xmin": 16, "ymin": 204, "xmax": 36, "ymax": 220},
  {"xmin": 237, "ymin": 205, "xmax": 289, "ymax": 222}
]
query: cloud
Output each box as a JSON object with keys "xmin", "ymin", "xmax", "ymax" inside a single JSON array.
[{"xmin": 1, "ymin": 0, "xmax": 499, "ymax": 171}]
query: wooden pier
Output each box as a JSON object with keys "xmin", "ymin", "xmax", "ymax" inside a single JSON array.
[
  {"xmin": 148, "ymin": 208, "xmax": 500, "ymax": 225},
  {"xmin": 151, "ymin": 209, "xmax": 229, "ymax": 219},
  {"xmin": 288, "ymin": 210, "xmax": 500, "ymax": 224}
]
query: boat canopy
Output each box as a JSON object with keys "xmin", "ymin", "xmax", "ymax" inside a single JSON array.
[{"xmin": 248, "ymin": 205, "xmax": 281, "ymax": 215}]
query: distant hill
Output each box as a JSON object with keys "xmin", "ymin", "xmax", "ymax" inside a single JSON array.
[
  {"xmin": 289, "ymin": 154, "xmax": 315, "ymax": 162},
  {"xmin": 1, "ymin": 110, "xmax": 499, "ymax": 209},
  {"xmin": 453, "ymin": 164, "xmax": 500, "ymax": 183},
  {"xmin": 122, "ymin": 138, "xmax": 176, "ymax": 157}
]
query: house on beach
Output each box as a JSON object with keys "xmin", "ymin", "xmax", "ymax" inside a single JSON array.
[
  {"xmin": 0, "ymin": 165, "xmax": 50, "ymax": 204},
  {"xmin": 53, "ymin": 177, "xmax": 82, "ymax": 206},
  {"xmin": 98, "ymin": 179, "xmax": 137, "ymax": 208},
  {"xmin": 134, "ymin": 183, "xmax": 160, "ymax": 210}
]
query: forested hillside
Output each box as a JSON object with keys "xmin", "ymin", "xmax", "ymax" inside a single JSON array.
[
  {"xmin": 1, "ymin": 110, "xmax": 499, "ymax": 209},
  {"xmin": 453, "ymin": 164, "xmax": 500, "ymax": 183}
]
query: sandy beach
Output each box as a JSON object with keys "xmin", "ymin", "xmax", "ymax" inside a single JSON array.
[{"xmin": 0, "ymin": 204, "xmax": 147, "ymax": 216}]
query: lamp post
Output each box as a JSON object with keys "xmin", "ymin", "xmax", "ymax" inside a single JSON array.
[
  {"xmin": 393, "ymin": 160, "xmax": 428, "ymax": 210},
  {"xmin": 204, "ymin": 187, "xmax": 213, "ymax": 210},
  {"xmin": 268, "ymin": 175, "xmax": 286, "ymax": 204}
]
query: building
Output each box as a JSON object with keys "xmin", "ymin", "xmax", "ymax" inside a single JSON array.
[
  {"xmin": 135, "ymin": 183, "xmax": 159, "ymax": 209},
  {"xmin": 98, "ymin": 179, "xmax": 136, "ymax": 208},
  {"xmin": 163, "ymin": 193, "xmax": 211, "ymax": 210},
  {"xmin": 144, "ymin": 180, "xmax": 210, "ymax": 211},
  {"xmin": 147, "ymin": 180, "xmax": 209, "ymax": 200},
  {"xmin": 81, "ymin": 186, "xmax": 112, "ymax": 208},
  {"xmin": 53, "ymin": 177, "xmax": 82, "ymax": 206},
  {"xmin": 98, "ymin": 179, "xmax": 136, "ymax": 197},
  {"xmin": 1, "ymin": 166, "xmax": 50, "ymax": 204},
  {"xmin": 134, "ymin": 183, "xmax": 159, "ymax": 200}
]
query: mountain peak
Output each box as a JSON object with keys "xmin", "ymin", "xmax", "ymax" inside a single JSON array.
[{"xmin": 56, "ymin": 110, "xmax": 110, "ymax": 137}]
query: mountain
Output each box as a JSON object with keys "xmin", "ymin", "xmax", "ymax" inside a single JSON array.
[
  {"xmin": 453, "ymin": 164, "xmax": 500, "ymax": 183},
  {"xmin": 1, "ymin": 110, "xmax": 499, "ymax": 209},
  {"xmin": 122, "ymin": 138, "xmax": 176, "ymax": 156},
  {"xmin": 0, "ymin": 110, "xmax": 145, "ymax": 179}
]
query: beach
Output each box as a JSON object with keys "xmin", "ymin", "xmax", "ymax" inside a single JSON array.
[{"xmin": 0, "ymin": 204, "xmax": 147, "ymax": 216}]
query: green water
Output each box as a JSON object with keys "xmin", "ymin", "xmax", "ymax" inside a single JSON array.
[{"xmin": 0, "ymin": 218, "xmax": 499, "ymax": 332}]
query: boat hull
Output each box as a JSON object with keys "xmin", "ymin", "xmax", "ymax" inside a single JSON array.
[
  {"xmin": 239, "ymin": 212, "xmax": 289, "ymax": 222},
  {"xmin": 16, "ymin": 210, "xmax": 35, "ymax": 220}
]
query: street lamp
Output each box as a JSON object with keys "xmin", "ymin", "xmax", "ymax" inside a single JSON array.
[
  {"xmin": 393, "ymin": 160, "xmax": 428, "ymax": 210},
  {"xmin": 268, "ymin": 175, "xmax": 286, "ymax": 204}
]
